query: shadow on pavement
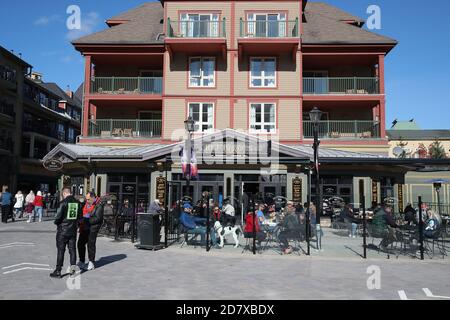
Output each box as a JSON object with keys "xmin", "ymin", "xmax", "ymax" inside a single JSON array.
[{"xmin": 95, "ymin": 254, "xmax": 127, "ymax": 269}]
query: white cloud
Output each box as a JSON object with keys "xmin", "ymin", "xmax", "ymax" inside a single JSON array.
[
  {"xmin": 60, "ymin": 56, "xmax": 74, "ymax": 63},
  {"xmin": 66, "ymin": 12, "xmax": 101, "ymax": 41},
  {"xmin": 34, "ymin": 15, "xmax": 62, "ymax": 26}
]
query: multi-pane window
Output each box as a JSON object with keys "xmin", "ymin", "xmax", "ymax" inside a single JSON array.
[
  {"xmin": 180, "ymin": 13, "xmax": 219, "ymax": 38},
  {"xmin": 247, "ymin": 13, "xmax": 287, "ymax": 37},
  {"xmin": 188, "ymin": 102, "xmax": 214, "ymax": 133},
  {"xmin": 57, "ymin": 124, "xmax": 66, "ymax": 141},
  {"xmin": 250, "ymin": 58, "xmax": 276, "ymax": 88},
  {"xmin": 249, "ymin": 103, "xmax": 276, "ymax": 133},
  {"xmin": 68, "ymin": 128, "xmax": 75, "ymax": 143},
  {"xmin": 189, "ymin": 57, "xmax": 215, "ymax": 87}
]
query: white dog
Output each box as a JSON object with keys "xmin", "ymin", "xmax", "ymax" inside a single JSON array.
[{"xmin": 214, "ymin": 221, "xmax": 241, "ymax": 248}]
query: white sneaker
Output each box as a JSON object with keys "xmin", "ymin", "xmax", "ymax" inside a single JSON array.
[
  {"xmin": 39, "ymin": 219, "xmax": 42, "ymax": 223},
  {"xmin": 87, "ymin": 261, "xmax": 95, "ymax": 271},
  {"xmin": 348, "ymin": 234, "xmax": 352, "ymax": 238},
  {"xmin": 352, "ymin": 235, "xmax": 356, "ymax": 238},
  {"xmin": 27, "ymin": 220, "xmax": 30, "ymax": 223}
]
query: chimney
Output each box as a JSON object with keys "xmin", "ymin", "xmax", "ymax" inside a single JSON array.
[
  {"xmin": 30, "ymin": 71, "xmax": 43, "ymax": 83},
  {"xmin": 66, "ymin": 85, "xmax": 73, "ymax": 99}
]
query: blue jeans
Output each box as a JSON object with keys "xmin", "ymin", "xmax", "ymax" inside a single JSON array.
[
  {"xmin": 14, "ymin": 208, "xmax": 23, "ymax": 218},
  {"xmin": 189, "ymin": 226, "xmax": 217, "ymax": 245},
  {"xmin": 351, "ymin": 223, "xmax": 358, "ymax": 237},
  {"xmin": 33, "ymin": 206, "xmax": 43, "ymax": 221}
]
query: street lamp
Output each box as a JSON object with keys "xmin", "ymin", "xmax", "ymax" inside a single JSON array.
[
  {"xmin": 184, "ymin": 116, "xmax": 195, "ymax": 199},
  {"xmin": 433, "ymin": 182, "xmax": 442, "ymax": 217},
  {"xmin": 309, "ymin": 107, "xmax": 323, "ymax": 250}
]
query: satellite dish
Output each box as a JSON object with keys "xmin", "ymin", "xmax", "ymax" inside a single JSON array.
[{"xmin": 392, "ymin": 147, "xmax": 404, "ymax": 157}]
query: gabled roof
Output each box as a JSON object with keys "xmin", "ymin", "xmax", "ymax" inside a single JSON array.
[
  {"xmin": 72, "ymin": 2, "xmax": 164, "ymax": 45},
  {"xmin": 302, "ymin": 9, "xmax": 397, "ymax": 45},
  {"xmin": 305, "ymin": 2, "xmax": 365, "ymax": 24},
  {"xmin": 71, "ymin": 1, "xmax": 396, "ymax": 47},
  {"xmin": 387, "ymin": 130, "xmax": 450, "ymax": 141},
  {"xmin": 39, "ymin": 83, "xmax": 82, "ymax": 108},
  {"xmin": 44, "ymin": 129, "xmax": 384, "ymax": 163}
]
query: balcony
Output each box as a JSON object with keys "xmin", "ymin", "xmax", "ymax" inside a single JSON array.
[
  {"xmin": 90, "ymin": 77, "xmax": 162, "ymax": 96},
  {"xmin": 0, "ymin": 100, "xmax": 15, "ymax": 121},
  {"xmin": 238, "ymin": 19, "xmax": 299, "ymax": 57},
  {"xmin": 0, "ymin": 136, "xmax": 13, "ymax": 153},
  {"xmin": 88, "ymin": 119, "xmax": 162, "ymax": 139},
  {"xmin": 0, "ymin": 65, "xmax": 17, "ymax": 92},
  {"xmin": 303, "ymin": 120, "xmax": 381, "ymax": 140},
  {"xmin": 165, "ymin": 19, "xmax": 227, "ymax": 57},
  {"xmin": 303, "ymin": 77, "xmax": 379, "ymax": 95}
]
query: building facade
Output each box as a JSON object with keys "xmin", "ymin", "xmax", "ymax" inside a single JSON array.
[
  {"xmin": 387, "ymin": 122, "xmax": 450, "ymax": 208},
  {"xmin": 45, "ymin": 0, "xmax": 449, "ymax": 214},
  {"xmin": 0, "ymin": 46, "xmax": 82, "ymax": 193}
]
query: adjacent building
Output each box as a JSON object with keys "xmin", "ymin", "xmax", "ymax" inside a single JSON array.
[
  {"xmin": 0, "ymin": 45, "xmax": 82, "ymax": 193},
  {"xmin": 44, "ymin": 0, "xmax": 449, "ymax": 214},
  {"xmin": 387, "ymin": 120, "xmax": 450, "ymax": 207}
]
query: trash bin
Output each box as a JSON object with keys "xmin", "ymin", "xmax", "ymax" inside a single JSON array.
[{"xmin": 135, "ymin": 213, "xmax": 164, "ymax": 250}]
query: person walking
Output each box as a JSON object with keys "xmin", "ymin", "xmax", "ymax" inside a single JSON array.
[
  {"xmin": 77, "ymin": 192, "xmax": 104, "ymax": 271},
  {"xmin": 32, "ymin": 191, "xmax": 44, "ymax": 222},
  {"xmin": 14, "ymin": 191, "xmax": 24, "ymax": 219},
  {"xmin": 1, "ymin": 186, "xmax": 13, "ymax": 223},
  {"xmin": 25, "ymin": 191, "xmax": 35, "ymax": 222},
  {"xmin": 50, "ymin": 187, "xmax": 82, "ymax": 278}
]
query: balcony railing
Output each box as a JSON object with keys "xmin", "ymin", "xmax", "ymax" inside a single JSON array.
[
  {"xmin": 88, "ymin": 119, "xmax": 162, "ymax": 138},
  {"xmin": 240, "ymin": 19, "xmax": 299, "ymax": 38},
  {"xmin": 303, "ymin": 120, "xmax": 381, "ymax": 139},
  {"xmin": 0, "ymin": 101, "xmax": 15, "ymax": 119},
  {"xmin": 303, "ymin": 77, "xmax": 379, "ymax": 95},
  {"xmin": 90, "ymin": 77, "xmax": 163, "ymax": 95},
  {"xmin": 167, "ymin": 18, "xmax": 226, "ymax": 38}
]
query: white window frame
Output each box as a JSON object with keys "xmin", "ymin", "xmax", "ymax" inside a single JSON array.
[
  {"xmin": 250, "ymin": 57, "xmax": 277, "ymax": 88},
  {"xmin": 246, "ymin": 12, "xmax": 287, "ymax": 37},
  {"xmin": 189, "ymin": 57, "xmax": 216, "ymax": 88},
  {"xmin": 249, "ymin": 103, "xmax": 277, "ymax": 134},
  {"xmin": 180, "ymin": 13, "xmax": 220, "ymax": 38},
  {"xmin": 188, "ymin": 102, "xmax": 215, "ymax": 133}
]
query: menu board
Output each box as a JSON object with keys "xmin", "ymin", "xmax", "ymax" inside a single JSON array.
[
  {"xmin": 372, "ymin": 180, "xmax": 378, "ymax": 204},
  {"xmin": 292, "ymin": 177, "xmax": 302, "ymax": 203},
  {"xmin": 156, "ymin": 176, "xmax": 166, "ymax": 206},
  {"xmin": 398, "ymin": 184, "xmax": 404, "ymax": 213}
]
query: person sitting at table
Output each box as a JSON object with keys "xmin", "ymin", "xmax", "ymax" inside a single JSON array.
[
  {"xmin": 403, "ymin": 203, "xmax": 418, "ymax": 225},
  {"xmin": 212, "ymin": 205, "xmax": 222, "ymax": 223},
  {"xmin": 278, "ymin": 208, "xmax": 301, "ymax": 254},
  {"xmin": 244, "ymin": 208, "xmax": 266, "ymax": 245},
  {"xmin": 256, "ymin": 203, "xmax": 267, "ymax": 226},
  {"xmin": 424, "ymin": 209, "xmax": 441, "ymax": 238},
  {"xmin": 379, "ymin": 205, "xmax": 399, "ymax": 249},
  {"xmin": 180, "ymin": 203, "xmax": 218, "ymax": 247}
]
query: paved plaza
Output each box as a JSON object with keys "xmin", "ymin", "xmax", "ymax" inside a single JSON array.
[{"xmin": 0, "ymin": 219, "xmax": 449, "ymax": 300}]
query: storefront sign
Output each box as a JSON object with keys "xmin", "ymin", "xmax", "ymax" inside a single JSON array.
[
  {"xmin": 156, "ymin": 176, "xmax": 166, "ymax": 206},
  {"xmin": 123, "ymin": 184, "xmax": 136, "ymax": 193},
  {"xmin": 372, "ymin": 180, "xmax": 378, "ymax": 204},
  {"xmin": 43, "ymin": 159, "xmax": 63, "ymax": 172},
  {"xmin": 398, "ymin": 184, "xmax": 404, "ymax": 213},
  {"xmin": 292, "ymin": 177, "xmax": 302, "ymax": 203}
]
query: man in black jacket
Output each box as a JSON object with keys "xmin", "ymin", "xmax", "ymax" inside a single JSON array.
[{"xmin": 50, "ymin": 188, "xmax": 82, "ymax": 278}]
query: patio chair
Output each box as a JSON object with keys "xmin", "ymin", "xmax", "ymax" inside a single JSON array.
[
  {"xmin": 424, "ymin": 227, "xmax": 447, "ymax": 259},
  {"xmin": 178, "ymin": 224, "xmax": 205, "ymax": 248},
  {"xmin": 112, "ymin": 128, "xmax": 123, "ymax": 137},
  {"xmin": 100, "ymin": 131, "xmax": 111, "ymax": 138},
  {"xmin": 122, "ymin": 128, "xmax": 133, "ymax": 137}
]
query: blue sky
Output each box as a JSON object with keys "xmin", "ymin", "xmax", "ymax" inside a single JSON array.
[{"xmin": 1, "ymin": 0, "xmax": 449, "ymax": 129}]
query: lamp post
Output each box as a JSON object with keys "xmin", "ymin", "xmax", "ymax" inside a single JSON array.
[
  {"xmin": 433, "ymin": 182, "xmax": 442, "ymax": 217},
  {"xmin": 309, "ymin": 107, "xmax": 323, "ymax": 250},
  {"xmin": 184, "ymin": 116, "xmax": 195, "ymax": 199}
]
